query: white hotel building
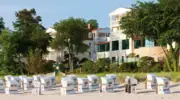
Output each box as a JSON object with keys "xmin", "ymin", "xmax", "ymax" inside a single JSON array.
[
  {"xmin": 45, "ymin": 7, "xmax": 167, "ymax": 63},
  {"xmin": 96, "ymin": 7, "xmax": 166, "ymax": 63},
  {"xmin": 45, "ymin": 27, "xmax": 110, "ymax": 62}
]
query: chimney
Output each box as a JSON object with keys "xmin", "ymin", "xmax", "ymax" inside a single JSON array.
[{"xmin": 88, "ymin": 24, "xmax": 91, "ymax": 30}]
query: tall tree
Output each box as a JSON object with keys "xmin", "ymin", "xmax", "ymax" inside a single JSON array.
[
  {"xmin": 87, "ymin": 19, "xmax": 99, "ymax": 30},
  {"xmin": 0, "ymin": 29, "xmax": 27, "ymax": 74},
  {"xmin": 158, "ymin": 0, "xmax": 180, "ymax": 71},
  {"xmin": 12, "ymin": 8, "xmax": 51, "ymax": 74},
  {"xmin": 13, "ymin": 8, "xmax": 50, "ymax": 56},
  {"xmin": 120, "ymin": 0, "xmax": 180, "ymax": 72},
  {"xmin": 0, "ymin": 17, "xmax": 5, "ymax": 33},
  {"xmin": 0, "ymin": 9, "xmax": 51, "ymax": 74},
  {"xmin": 53, "ymin": 17, "xmax": 89, "ymax": 72}
]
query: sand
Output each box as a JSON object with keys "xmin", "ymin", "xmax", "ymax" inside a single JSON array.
[{"xmin": 0, "ymin": 83, "xmax": 180, "ymax": 100}]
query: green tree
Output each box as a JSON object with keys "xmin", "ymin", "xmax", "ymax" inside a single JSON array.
[
  {"xmin": 0, "ymin": 29, "xmax": 27, "ymax": 74},
  {"xmin": 13, "ymin": 8, "xmax": 50, "ymax": 55},
  {"xmin": 0, "ymin": 17, "xmax": 5, "ymax": 33},
  {"xmin": 0, "ymin": 8, "xmax": 51, "ymax": 74},
  {"xmin": 87, "ymin": 19, "xmax": 99, "ymax": 30},
  {"xmin": 27, "ymin": 49, "xmax": 45, "ymax": 74},
  {"xmin": 158, "ymin": 0, "xmax": 180, "ymax": 72},
  {"xmin": 120, "ymin": 0, "xmax": 180, "ymax": 72},
  {"xmin": 13, "ymin": 8, "xmax": 51, "ymax": 74},
  {"xmin": 53, "ymin": 17, "xmax": 89, "ymax": 72}
]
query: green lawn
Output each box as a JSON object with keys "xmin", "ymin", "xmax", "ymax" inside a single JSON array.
[
  {"xmin": 56, "ymin": 72, "xmax": 180, "ymax": 84},
  {"xmin": 1, "ymin": 72, "xmax": 180, "ymax": 84}
]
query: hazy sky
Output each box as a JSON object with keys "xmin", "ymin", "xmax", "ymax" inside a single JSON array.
[{"xmin": 0, "ymin": 0, "xmax": 155, "ymax": 29}]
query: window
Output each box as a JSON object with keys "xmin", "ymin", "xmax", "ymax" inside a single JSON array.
[
  {"xmin": 121, "ymin": 56, "xmax": 124, "ymax": 63},
  {"xmin": 97, "ymin": 43, "xmax": 110, "ymax": 52},
  {"xmin": 134, "ymin": 39, "xmax": 146, "ymax": 48},
  {"xmin": 112, "ymin": 41, "xmax": 119, "ymax": 51},
  {"xmin": 112, "ymin": 27, "xmax": 117, "ymax": 32},
  {"xmin": 122, "ymin": 39, "xmax": 129, "ymax": 50},
  {"xmin": 111, "ymin": 16, "xmax": 116, "ymax": 21},
  {"xmin": 154, "ymin": 40, "xmax": 159, "ymax": 46},
  {"xmin": 112, "ymin": 57, "xmax": 116, "ymax": 63},
  {"xmin": 145, "ymin": 39, "xmax": 154, "ymax": 47},
  {"xmin": 89, "ymin": 42, "xmax": 91, "ymax": 47},
  {"xmin": 134, "ymin": 40, "xmax": 141, "ymax": 48},
  {"xmin": 117, "ymin": 27, "xmax": 120, "ymax": 31},
  {"xmin": 142, "ymin": 39, "xmax": 145, "ymax": 47},
  {"xmin": 106, "ymin": 43, "xmax": 110, "ymax": 51},
  {"xmin": 115, "ymin": 15, "xmax": 119, "ymax": 21},
  {"xmin": 89, "ymin": 52, "xmax": 91, "ymax": 58}
]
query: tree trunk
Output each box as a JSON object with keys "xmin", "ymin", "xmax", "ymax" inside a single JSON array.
[
  {"xmin": 68, "ymin": 49, "xmax": 71, "ymax": 72},
  {"xmin": 68, "ymin": 44, "xmax": 74, "ymax": 73},
  {"xmin": 131, "ymin": 38, "xmax": 134, "ymax": 53},
  {"xmin": 169, "ymin": 44, "xmax": 177, "ymax": 72},
  {"xmin": 161, "ymin": 46, "xmax": 173, "ymax": 72},
  {"xmin": 178, "ymin": 50, "xmax": 180, "ymax": 69}
]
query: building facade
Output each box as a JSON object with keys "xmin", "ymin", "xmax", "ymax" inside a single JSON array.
[
  {"xmin": 45, "ymin": 27, "xmax": 109, "ymax": 62},
  {"xmin": 96, "ymin": 7, "xmax": 166, "ymax": 62},
  {"xmin": 91, "ymin": 28, "xmax": 110, "ymax": 61}
]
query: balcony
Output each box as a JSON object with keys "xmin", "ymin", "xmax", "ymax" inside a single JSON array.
[
  {"xmin": 96, "ymin": 52, "xmax": 110, "ymax": 59},
  {"xmin": 119, "ymin": 57, "xmax": 139, "ymax": 63},
  {"xmin": 111, "ymin": 21, "xmax": 119, "ymax": 27},
  {"xmin": 106, "ymin": 37, "xmax": 111, "ymax": 41}
]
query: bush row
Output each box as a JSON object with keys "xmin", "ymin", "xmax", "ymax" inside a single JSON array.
[
  {"xmin": 77, "ymin": 56, "xmax": 164, "ymax": 73},
  {"xmin": 55, "ymin": 72, "xmax": 180, "ymax": 84}
]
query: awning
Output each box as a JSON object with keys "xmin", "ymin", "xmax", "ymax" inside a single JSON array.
[{"xmin": 96, "ymin": 42, "xmax": 109, "ymax": 45}]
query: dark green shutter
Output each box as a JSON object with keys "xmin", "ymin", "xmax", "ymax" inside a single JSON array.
[
  {"xmin": 112, "ymin": 41, "xmax": 119, "ymax": 51},
  {"xmin": 122, "ymin": 39, "xmax": 129, "ymax": 50}
]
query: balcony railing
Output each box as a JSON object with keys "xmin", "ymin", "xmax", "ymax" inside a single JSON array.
[
  {"xmin": 118, "ymin": 57, "xmax": 139, "ymax": 63},
  {"xmin": 111, "ymin": 21, "xmax": 119, "ymax": 27}
]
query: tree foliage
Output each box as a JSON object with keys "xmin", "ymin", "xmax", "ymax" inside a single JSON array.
[
  {"xmin": 87, "ymin": 19, "xmax": 99, "ymax": 30},
  {"xmin": 53, "ymin": 17, "xmax": 89, "ymax": 53},
  {"xmin": 0, "ymin": 8, "xmax": 52, "ymax": 74},
  {"xmin": 0, "ymin": 17, "xmax": 5, "ymax": 33},
  {"xmin": 13, "ymin": 8, "xmax": 51, "ymax": 56},
  {"xmin": 0, "ymin": 29, "xmax": 27, "ymax": 74},
  {"xmin": 27, "ymin": 49, "xmax": 45, "ymax": 74},
  {"xmin": 52, "ymin": 17, "xmax": 90, "ymax": 72},
  {"xmin": 120, "ymin": 0, "xmax": 180, "ymax": 72}
]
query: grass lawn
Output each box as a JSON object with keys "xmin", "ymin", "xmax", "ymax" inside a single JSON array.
[
  {"xmin": 1, "ymin": 72, "xmax": 180, "ymax": 84},
  {"xmin": 56, "ymin": 72, "xmax": 180, "ymax": 84}
]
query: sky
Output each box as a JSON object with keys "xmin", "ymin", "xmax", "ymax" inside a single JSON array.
[{"xmin": 0, "ymin": 0, "xmax": 155, "ymax": 29}]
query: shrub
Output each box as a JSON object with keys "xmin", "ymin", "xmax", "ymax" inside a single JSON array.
[
  {"xmin": 43, "ymin": 60, "xmax": 56, "ymax": 73},
  {"xmin": 127, "ymin": 53, "xmax": 136, "ymax": 57},
  {"xmin": 27, "ymin": 49, "xmax": 45, "ymax": 74},
  {"xmin": 137, "ymin": 56, "xmax": 155, "ymax": 72},
  {"xmin": 74, "ymin": 68, "xmax": 82, "ymax": 73},
  {"xmin": 109, "ymin": 63, "xmax": 120, "ymax": 72},
  {"xmin": 134, "ymin": 73, "xmax": 146, "ymax": 82},
  {"xmin": 79, "ymin": 58, "xmax": 88, "ymax": 63},
  {"xmin": 163, "ymin": 64, "xmax": 170, "ymax": 72},
  {"xmin": 80, "ymin": 58, "xmax": 111, "ymax": 73},
  {"xmin": 81, "ymin": 60, "xmax": 95, "ymax": 73},
  {"xmin": 150, "ymin": 62, "xmax": 163, "ymax": 72},
  {"xmin": 119, "ymin": 62, "xmax": 137, "ymax": 72},
  {"xmin": 0, "ymin": 69, "xmax": 14, "ymax": 76},
  {"xmin": 95, "ymin": 58, "xmax": 110, "ymax": 72}
]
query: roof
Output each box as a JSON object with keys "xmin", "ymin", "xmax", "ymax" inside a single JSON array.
[
  {"xmin": 91, "ymin": 27, "xmax": 110, "ymax": 34},
  {"xmin": 92, "ymin": 28, "xmax": 104, "ymax": 32},
  {"xmin": 109, "ymin": 7, "xmax": 131, "ymax": 16},
  {"xmin": 46, "ymin": 27, "xmax": 57, "ymax": 34}
]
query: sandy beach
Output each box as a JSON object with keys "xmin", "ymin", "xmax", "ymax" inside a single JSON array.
[{"xmin": 0, "ymin": 82, "xmax": 180, "ymax": 100}]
